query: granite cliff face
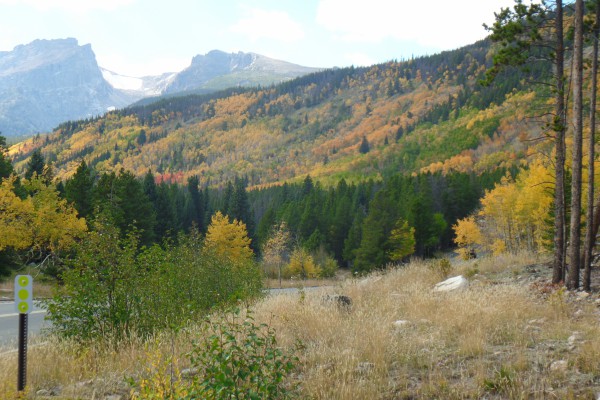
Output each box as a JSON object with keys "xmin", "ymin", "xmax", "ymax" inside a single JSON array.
[
  {"xmin": 0, "ymin": 38, "xmax": 134, "ymax": 137},
  {"xmin": 0, "ymin": 40, "xmax": 320, "ymax": 138},
  {"xmin": 163, "ymin": 50, "xmax": 321, "ymax": 94}
]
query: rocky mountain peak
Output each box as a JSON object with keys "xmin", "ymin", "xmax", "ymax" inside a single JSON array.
[{"xmin": 0, "ymin": 38, "xmax": 133, "ymax": 137}]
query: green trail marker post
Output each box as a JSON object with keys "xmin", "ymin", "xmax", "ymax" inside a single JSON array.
[{"xmin": 14, "ymin": 274, "xmax": 32, "ymax": 393}]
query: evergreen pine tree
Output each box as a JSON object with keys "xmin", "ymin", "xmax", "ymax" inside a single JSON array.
[
  {"xmin": 64, "ymin": 160, "xmax": 95, "ymax": 219},
  {"xmin": 187, "ymin": 175, "xmax": 204, "ymax": 232},
  {"xmin": 0, "ymin": 133, "xmax": 13, "ymax": 182},
  {"xmin": 25, "ymin": 149, "xmax": 45, "ymax": 180},
  {"xmin": 359, "ymin": 136, "xmax": 370, "ymax": 154}
]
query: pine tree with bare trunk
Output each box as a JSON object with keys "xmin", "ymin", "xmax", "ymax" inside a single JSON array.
[
  {"xmin": 567, "ymin": 0, "xmax": 584, "ymax": 290},
  {"xmin": 583, "ymin": 0, "xmax": 600, "ymax": 292},
  {"xmin": 552, "ymin": 0, "xmax": 567, "ymax": 285}
]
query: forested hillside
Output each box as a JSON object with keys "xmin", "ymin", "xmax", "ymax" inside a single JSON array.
[
  {"xmin": 9, "ymin": 39, "xmax": 549, "ymax": 188},
  {"xmin": 1, "ymin": 32, "xmax": 562, "ymax": 277}
]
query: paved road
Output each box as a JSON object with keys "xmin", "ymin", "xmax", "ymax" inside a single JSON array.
[
  {"xmin": 0, "ymin": 302, "xmax": 48, "ymax": 349},
  {"xmin": 0, "ymin": 286, "xmax": 330, "ymax": 350}
]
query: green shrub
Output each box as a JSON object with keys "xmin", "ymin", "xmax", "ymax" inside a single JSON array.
[
  {"xmin": 428, "ymin": 258, "xmax": 453, "ymax": 279},
  {"xmin": 187, "ymin": 307, "xmax": 300, "ymax": 399},
  {"xmin": 44, "ymin": 221, "xmax": 263, "ymax": 343}
]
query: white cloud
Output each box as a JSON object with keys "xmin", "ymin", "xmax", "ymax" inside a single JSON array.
[
  {"xmin": 0, "ymin": 0, "xmax": 136, "ymax": 13},
  {"xmin": 230, "ymin": 7, "xmax": 305, "ymax": 42},
  {"xmin": 316, "ymin": 0, "xmax": 518, "ymax": 49}
]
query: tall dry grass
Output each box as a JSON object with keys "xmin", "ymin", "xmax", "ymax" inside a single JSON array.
[{"xmin": 0, "ymin": 252, "xmax": 599, "ymax": 399}]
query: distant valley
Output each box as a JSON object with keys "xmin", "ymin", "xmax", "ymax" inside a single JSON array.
[{"xmin": 0, "ymin": 38, "xmax": 321, "ymax": 138}]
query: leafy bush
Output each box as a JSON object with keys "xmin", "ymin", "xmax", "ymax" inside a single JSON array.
[
  {"xmin": 428, "ymin": 258, "xmax": 453, "ymax": 279},
  {"xmin": 187, "ymin": 308, "xmax": 300, "ymax": 399},
  {"xmin": 44, "ymin": 221, "xmax": 263, "ymax": 342},
  {"xmin": 285, "ymin": 248, "xmax": 321, "ymax": 279},
  {"xmin": 131, "ymin": 347, "xmax": 190, "ymax": 400}
]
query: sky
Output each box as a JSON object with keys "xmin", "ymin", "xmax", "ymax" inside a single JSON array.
[{"xmin": 0, "ymin": 0, "xmax": 519, "ymax": 77}]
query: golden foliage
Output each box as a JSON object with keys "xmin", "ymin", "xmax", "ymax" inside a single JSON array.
[
  {"xmin": 0, "ymin": 176, "xmax": 34, "ymax": 250},
  {"xmin": 478, "ymin": 161, "xmax": 553, "ymax": 254},
  {"xmin": 205, "ymin": 211, "xmax": 254, "ymax": 262},
  {"xmin": 0, "ymin": 176, "xmax": 87, "ymax": 254},
  {"xmin": 452, "ymin": 216, "xmax": 482, "ymax": 260},
  {"xmin": 286, "ymin": 248, "xmax": 321, "ymax": 279}
]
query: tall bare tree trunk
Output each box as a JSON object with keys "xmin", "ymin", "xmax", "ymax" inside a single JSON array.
[
  {"xmin": 583, "ymin": 1, "xmax": 600, "ymax": 291},
  {"xmin": 567, "ymin": 0, "xmax": 584, "ymax": 290},
  {"xmin": 553, "ymin": 0, "xmax": 567, "ymax": 284}
]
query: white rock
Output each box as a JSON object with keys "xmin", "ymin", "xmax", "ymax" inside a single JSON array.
[
  {"xmin": 393, "ymin": 320, "xmax": 410, "ymax": 328},
  {"xmin": 433, "ymin": 275, "xmax": 468, "ymax": 292},
  {"xmin": 577, "ymin": 291, "xmax": 590, "ymax": 299},
  {"xmin": 550, "ymin": 360, "xmax": 568, "ymax": 372},
  {"xmin": 568, "ymin": 332, "xmax": 582, "ymax": 345}
]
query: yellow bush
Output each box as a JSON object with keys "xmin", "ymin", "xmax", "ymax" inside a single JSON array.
[{"xmin": 286, "ymin": 248, "xmax": 321, "ymax": 279}]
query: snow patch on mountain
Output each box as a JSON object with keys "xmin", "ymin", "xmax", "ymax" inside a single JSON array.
[
  {"xmin": 100, "ymin": 67, "xmax": 177, "ymax": 97},
  {"xmin": 101, "ymin": 68, "xmax": 143, "ymax": 91}
]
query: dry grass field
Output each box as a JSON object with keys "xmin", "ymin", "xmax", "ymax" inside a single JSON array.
[{"xmin": 1, "ymin": 253, "xmax": 600, "ymax": 399}]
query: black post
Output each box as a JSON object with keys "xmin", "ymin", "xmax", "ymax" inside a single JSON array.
[{"xmin": 17, "ymin": 313, "xmax": 27, "ymax": 392}]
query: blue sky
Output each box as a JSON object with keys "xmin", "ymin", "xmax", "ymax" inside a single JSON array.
[{"xmin": 0, "ymin": 0, "xmax": 517, "ymax": 77}]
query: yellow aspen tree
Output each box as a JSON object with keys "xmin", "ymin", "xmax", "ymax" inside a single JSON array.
[
  {"xmin": 205, "ymin": 211, "xmax": 254, "ymax": 262},
  {"xmin": 286, "ymin": 247, "xmax": 321, "ymax": 279},
  {"xmin": 479, "ymin": 174, "xmax": 519, "ymax": 253},
  {"xmin": 0, "ymin": 176, "xmax": 34, "ymax": 250},
  {"xmin": 452, "ymin": 216, "xmax": 482, "ymax": 260},
  {"xmin": 0, "ymin": 176, "xmax": 86, "ymax": 257},
  {"xmin": 25, "ymin": 177, "xmax": 87, "ymax": 257},
  {"xmin": 261, "ymin": 221, "xmax": 292, "ymax": 286},
  {"xmin": 514, "ymin": 162, "xmax": 553, "ymax": 251}
]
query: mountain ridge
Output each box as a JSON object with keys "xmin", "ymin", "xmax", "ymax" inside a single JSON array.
[
  {"xmin": 9, "ymin": 39, "xmax": 548, "ymax": 189},
  {"xmin": 0, "ymin": 39, "xmax": 321, "ymax": 137}
]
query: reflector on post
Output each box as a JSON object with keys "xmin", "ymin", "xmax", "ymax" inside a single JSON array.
[{"xmin": 14, "ymin": 275, "xmax": 32, "ymax": 314}]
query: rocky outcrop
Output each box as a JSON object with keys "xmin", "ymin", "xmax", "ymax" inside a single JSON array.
[
  {"xmin": 433, "ymin": 275, "xmax": 469, "ymax": 292},
  {"xmin": 164, "ymin": 50, "xmax": 320, "ymax": 94},
  {"xmin": 0, "ymin": 38, "xmax": 134, "ymax": 137}
]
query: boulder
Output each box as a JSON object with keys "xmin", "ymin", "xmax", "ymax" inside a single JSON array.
[
  {"xmin": 322, "ymin": 294, "xmax": 352, "ymax": 311},
  {"xmin": 433, "ymin": 275, "xmax": 468, "ymax": 292},
  {"xmin": 550, "ymin": 360, "xmax": 568, "ymax": 372},
  {"xmin": 393, "ymin": 320, "xmax": 410, "ymax": 329}
]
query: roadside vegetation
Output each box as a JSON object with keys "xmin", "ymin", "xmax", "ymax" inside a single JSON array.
[{"xmin": 2, "ymin": 252, "xmax": 600, "ymax": 399}]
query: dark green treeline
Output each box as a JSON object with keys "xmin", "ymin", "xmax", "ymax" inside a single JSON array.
[{"xmin": 55, "ymin": 159, "xmax": 507, "ymax": 274}]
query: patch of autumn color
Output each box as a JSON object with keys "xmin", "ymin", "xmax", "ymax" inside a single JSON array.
[
  {"xmin": 286, "ymin": 248, "xmax": 321, "ymax": 279},
  {"xmin": 452, "ymin": 216, "xmax": 482, "ymax": 260},
  {"xmin": 0, "ymin": 176, "xmax": 87, "ymax": 254},
  {"xmin": 477, "ymin": 161, "xmax": 553, "ymax": 254},
  {"xmin": 421, "ymin": 153, "xmax": 474, "ymax": 175},
  {"xmin": 466, "ymin": 108, "xmax": 497, "ymax": 130},
  {"xmin": 213, "ymin": 93, "xmax": 256, "ymax": 117},
  {"xmin": 0, "ymin": 176, "xmax": 34, "ymax": 250},
  {"xmin": 205, "ymin": 211, "xmax": 254, "ymax": 262}
]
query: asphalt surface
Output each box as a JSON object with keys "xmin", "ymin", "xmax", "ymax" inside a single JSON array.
[
  {"xmin": 0, "ymin": 286, "xmax": 329, "ymax": 351},
  {"xmin": 0, "ymin": 301, "xmax": 48, "ymax": 349}
]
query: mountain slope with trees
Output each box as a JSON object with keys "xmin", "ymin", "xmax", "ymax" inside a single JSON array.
[{"xmin": 9, "ymin": 38, "xmax": 549, "ymax": 188}]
